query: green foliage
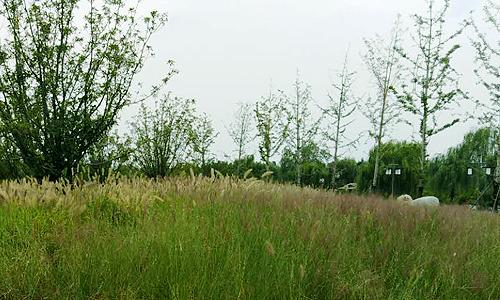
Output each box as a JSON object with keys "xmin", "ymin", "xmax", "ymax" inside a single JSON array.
[
  {"xmin": 279, "ymin": 143, "xmax": 357, "ymax": 189},
  {"xmin": 395, "ymin": 0, "xmax": 468, "ymax": 195},
  {"xmin": 321, "ymin": 54, "xmax": 358, "ymax": 189},
  {"xmin": 280, "ymin": 143, "xmax": 328, "ymax": 187},
  {"xmin": 175, "ymin": 155, "xmax": 269, "ymax": 180},
  {"xmin": 427, "ymin": 128, "xmax": 496, "ymax": 205},
  {"xmin": 362, "ymin": 17, "xmax": 403, "ymax": 191},
  {"xmin": 0, "ymin": 135, "xmax": 27, "ymax": 179},
  {"xmin": 84, "ymin": 196, "xmax": 137, "ymax": 226},
  {"xmin": 189, "ymin": 113, "xmax": 218, "ymax": 167},
  {"xmin": 131, "ymin": 95, "xmax": 197, "ymax": 178},
  {"xmin": 0, "ymin": 0, "xmax": 168, "ymax": 180},
  {"xmin": 254, "ymin": 90, "xmax": 289, "ymax": 169},
  {"xmin": 357, "ymin": 141, "xmax": 422, "ymax": 196},
  {"xmin": 285, "ymin": 74, "xmax": 320, "ymax": 185},
  {"xmin": 333, "ymin": 159, "xmax": 358, "ymax": 188},
  {"xmin": 471, "ymin": 0, "xmax": 499, "ymax": 126},
  {"xmin": 75, "ymin": 131, "xmax": 136, "ymax": 182},
  {"xmin": 228, "ymin": 102, "xmax": 254, "ymax": 161}
]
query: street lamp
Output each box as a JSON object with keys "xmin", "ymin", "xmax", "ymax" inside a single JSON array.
[
  {"xmin": 468, "ymin": 163, "xmax": 497, "ymax": 211},
  {"xmin": 485, "ymin": 167, "xmax": 492, "ymax": 176},
  {"xmin": 385, "ymin": 164, "xmax": 402, "ymax": 197}
]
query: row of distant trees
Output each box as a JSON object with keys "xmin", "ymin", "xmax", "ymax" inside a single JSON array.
[
  {"xmin": 0, "ymin": 0, "xmax": 498, "ymax": 203},
  {"xmin": 221, "ymin": 0, "xmax": 498, "ymax": 199}
]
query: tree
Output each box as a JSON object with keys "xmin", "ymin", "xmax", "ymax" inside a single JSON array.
[
  {"xmin": 280, "ymin": 142, "xmax": 330, "ymax": 188},
  {"xmin": 356, "ymin": 141, "xmax": 422, "ymax": 197},
  {"xmin": 362, "ymin": 17, "xmax": 403, "ymax": 192},
  {"xmin": 190, "ymin": 113, "xmax": 218, "ymax": 167},
  {"xmin": 396, "ymin": 0, "xmax": 468, "ymax": 197},
  {"xmin": 321, "ymin": 54, "xmax": 358, "ymax": 190},
  {"xmin": 254, "ymin": 89, "xmax": 289, "ymax": 171},
  {"xmin": 0, "ymin": 0, "xmax": 169, "ymax": 180},
  {"xmin": 131, "ymin": 95, "xmax": 196, "ymax": 178},
  {"xmin": 286, "ymin": 72, "xmax": 319, "ymax": 186},
  {"xmin": 471, "ymin": 0, "xmax": 499, "ymax": 209},
  {"xmin": 228, "ymin": 102, "xmax": 254, "ymax": 161},
  {"xmin": 427, "ymin": 128, "xmax": 496, "ymax": 205},
  {"xmin": 80, "ymin": 130, "xmax": 134, "ymax": 181},
  {"xmin": 331, "ymin": 159, "xmax": 358, "ymax": 190},
  {"xmin": 0, "ymin": 134, "xmax": 26, "ymax": 179}
]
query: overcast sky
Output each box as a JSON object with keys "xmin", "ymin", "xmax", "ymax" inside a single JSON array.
[{"xmin": 122, "ymin": 0, "xmax": 492, "ymax": 161}]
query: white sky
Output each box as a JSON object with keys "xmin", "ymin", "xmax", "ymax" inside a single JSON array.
[{"xmin": 121, "ymin": 0, "xmax": 494, "ymax": 162}]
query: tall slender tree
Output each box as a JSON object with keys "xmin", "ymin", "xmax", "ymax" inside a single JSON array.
[
  {"xmin": 321, "ymin": 54, "xmax": 358, "ymax": 190},
  {"xmin": 286, "ymin": 72, "xmax": 319, "ymax": 186},
  {"xmin": 396, "ymin": 0, "xmax": 468, "ymax": 197},
  {"xmin": 471, "ymin": 0, "xmax": 499, "ymax": 209},
  {"xmin": 228, "ymin": 102, "xmax": 254, "ymax": 161},
  {"xmin": 362, "ymin": 18, "xmax": 403, "ymax": 192},
  {"xmin": 254, "ymin": 89, "xmax": 289, "ymax": 171}
]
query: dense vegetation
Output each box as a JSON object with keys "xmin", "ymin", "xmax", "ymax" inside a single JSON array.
[
  {"xmin": 0, "ymin": 177, "xmax": 499, "ymax": 299},
  {"xmin": 0, "ymin": 0, "xmax": 497, "ymax": 208},
  {"xmin": 0, "ymin": 0, "xmax": 498, "ymax": 298},
  {"xmin": 74, "ymin": 127, "xmax": 500, "ymax": 207}
]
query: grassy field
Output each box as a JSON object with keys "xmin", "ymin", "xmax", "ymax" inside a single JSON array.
[{"xmin": 0, "ymin": 176, "xmax": 499, "ymax": 299}]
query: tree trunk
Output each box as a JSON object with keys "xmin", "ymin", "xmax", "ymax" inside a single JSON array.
[
  {"xmin": 331, "ymin": 159, "xmax": 338, "ymax": 190},
  {"xmin": 331, "ymin": 77, "xmax": 347, "ymax": 190},
  {"xmin": 418, "ymin": 115, "xmax": 428, "ymax": 198},
  {"xmin": 332, "ymin": 113, "xmax": 341, "ymax": 190},
  {"xmin": 296, "ymin": 144, "xmax": 301, "ymax": 186},
  {"xmin": 371, "ymin": 148, "xmax": 381, "ymax": 193},
  {"xmin": 295, "ymin": 87, "xmax": 302, "ymax": 186},
  {"xmin": 371, "ymin": 90, "xmax": 388, "ymax": 193},
  {"xmin": 493, "ymin": 132, "xmax": 500, "ymax": 211}
]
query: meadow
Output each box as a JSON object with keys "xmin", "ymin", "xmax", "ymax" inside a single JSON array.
[{"xmin": 0, "ymin": 175, "xmax": 499, "ymax": 299}]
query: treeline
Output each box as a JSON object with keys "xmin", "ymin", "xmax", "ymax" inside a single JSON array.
[
  {"xmin": 1, "ymin": 122, "xmax": 496, "ymax": 206},
  {"xmin": 0, "ymin": 0, "xmax": 498, "ymax": 207}
]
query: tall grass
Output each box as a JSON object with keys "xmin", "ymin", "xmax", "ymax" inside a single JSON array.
[{"xmin": 0, "ymin": 176, "xmax": 499, "ymax": 299}]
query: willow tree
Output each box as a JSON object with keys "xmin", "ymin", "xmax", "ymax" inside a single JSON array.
[
  {"xmin": 471, "ymin": 0, "xmax": 499, "ymax": 208},
  {"xmin": 0, "ymin": 0, "xmax": 168, "ymax": 180},
  {"xmin": 396, "ymin": 0, "xmax": 468, "ymax": 197},
  {"xmin": 362, "ymin": 18, "xmax": 403, "ymax": 193}
]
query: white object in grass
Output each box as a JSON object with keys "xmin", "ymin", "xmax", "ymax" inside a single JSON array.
[{"xmin": 397, "ymin": 194, "xmax": 440, "ymax": 207}]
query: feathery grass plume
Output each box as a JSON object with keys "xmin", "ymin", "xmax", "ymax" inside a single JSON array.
[
  {"xmin": 0, "ymin": 188, "xmax": 8, "ymax": 202},
  {"xmin": 243, "ymin": 169, "xmax": 253, "ymax": 180},
  {"xmin": 261, "ymin": 171, "xmax": 274, "ymax": 179},
  {"xmin": 215, "ymin": 169, "xmax": 224, "ymax": 178},
  {"xmin": 189, "ymin": 168, "xmax": 196, "ymax": 184}
]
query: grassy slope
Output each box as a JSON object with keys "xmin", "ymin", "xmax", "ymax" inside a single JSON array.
[{"xmin": 0, "ymin": 177, "xmax": 499, "ymax": 299}]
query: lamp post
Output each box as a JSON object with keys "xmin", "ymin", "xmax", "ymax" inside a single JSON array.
[
  {"xmin": 469, "ymin": 162, "xmax": 497, "ymax": 211},
  {"xmin": 385, "ymin": 164, "xmax": 402, "ymax": 198}
]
